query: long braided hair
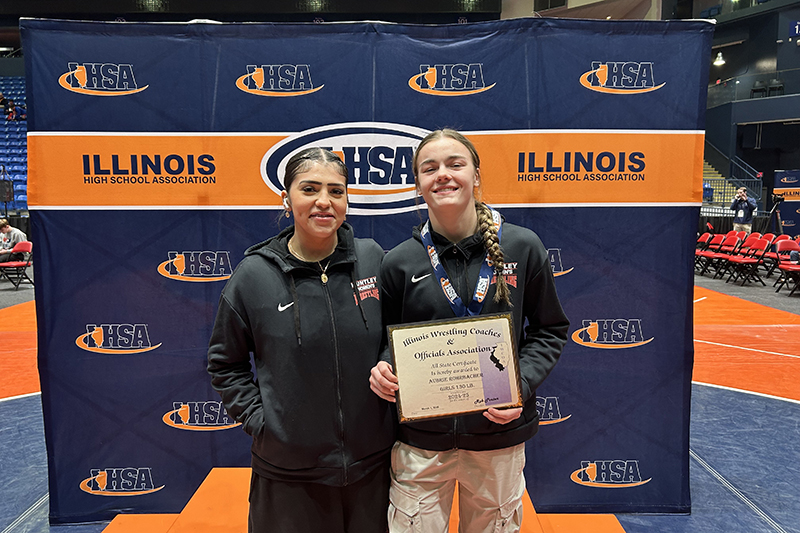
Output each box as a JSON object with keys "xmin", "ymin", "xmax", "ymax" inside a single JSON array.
[{"xmin": 413, "ymin": 129, "xmax": 512, "ymax": 306}]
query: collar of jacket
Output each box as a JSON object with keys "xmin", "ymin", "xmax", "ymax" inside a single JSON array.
[
  {"xmin": 245, "ymin": 222, "xmax": 358, "ymax": 274},
  {"xmin": 412, "ymin": 222, "xmax": 486, "ymax": 261}
]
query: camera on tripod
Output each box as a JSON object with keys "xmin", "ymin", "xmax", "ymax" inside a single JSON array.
[{"xmin": 772, "ymin": 193, "xmax": 785, "ymax": 204}]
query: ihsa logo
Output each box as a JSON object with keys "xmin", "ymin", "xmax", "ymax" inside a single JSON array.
[
  {"xmin": 548, "ymin": 248, "xmax": 574, "ymax": 277},
  {"xmin": 157, "ymin": 251, "xmax": 232, "ymax": 282},
  {"xmin": 571, "ymin": 460, "xmax": 651, "ymax": 488},
  {"xmin": 409, "ymin": 63, "xmax": 495, "ymax": 96},
  {"xmin": 262, "ymin": 122, "xmax": 430, "ymax": 215},
  {"xmin": 571, "ymin": 319, "xmax": 653, "ymax": 349},
  {"xmin": 76, "ymin": 324, "xmax": 161, "ymax": 354},
  {"xmin": 580, "ymin": 62, "xmax": 665, "ymax": 94},
  {"xmin": 162, "ymin": 401, "xmax": 240, "ymax": 431},
  {"xmin": 236, "ymin": 65, "xmax": 323, "ymax": 96},
  {"xmin": 80, "ymin": 467, "xmax": 164, "ymax": 496},
  {"xmin": 59, "ymin": 62, "xmax": 148, "ymax": 95},
  {"xmin": 536, "ymin": 396, "xmax": 571, "ymax": 425}
]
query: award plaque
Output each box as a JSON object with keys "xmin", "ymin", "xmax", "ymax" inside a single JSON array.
[{"xmin": 388, "ymin": 313, "xmax": 522, "ymax": 423}]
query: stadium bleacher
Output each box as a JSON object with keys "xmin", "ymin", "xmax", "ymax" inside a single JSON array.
[{"xmin": 0, "ymin": 76, "xmax": 27, "ymax": 214}]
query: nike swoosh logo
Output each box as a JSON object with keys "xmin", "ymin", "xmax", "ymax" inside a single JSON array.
[
  {"xmin": 278, "ymin": 302, "xmax": 294, "ymax": 312},
  {"xmin": 411, "ymin": 273, "xmax": 432, "ymax": 283}
]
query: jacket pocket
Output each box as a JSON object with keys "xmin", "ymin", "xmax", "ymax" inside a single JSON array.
[
  {"xmin": 242, "ymin": 408, "xmax": 265, "ymax": 437},
  {"xmin": 388, "ymin": 484, "xmax": 422, "ymax": 533}
]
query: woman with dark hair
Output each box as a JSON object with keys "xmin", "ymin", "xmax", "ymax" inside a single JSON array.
[
  {"xmin": 208, "ymin": 147, "xmax": 394, "ymax": 533},
  {"xmin": 370, "ymin": 130, "xmax": 569, "ymax": 533}
]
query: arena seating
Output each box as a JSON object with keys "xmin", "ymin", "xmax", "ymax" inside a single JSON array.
[{"xmin": 0, "ymin": 76, "xmax": 27, "ymax": 214}]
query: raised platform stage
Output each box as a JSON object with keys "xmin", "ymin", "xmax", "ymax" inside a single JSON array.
[{"xmin": 102, "ymin": 468, "xmax": 625, "ymax": 533}]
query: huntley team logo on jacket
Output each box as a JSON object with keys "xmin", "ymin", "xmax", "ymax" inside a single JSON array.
[
  {"xmin": 536, "ymin": 396, "xmax": 571, "ymax": 425},
  {"xmin": 492, "ymin": 262, "xmax": 518, "ymax": 288},
  {"xmin": 408, "ymin": 63, "xmax": 495, "ymax": 96},
  {"xmin": 80, "ymin": 467, "xmax": 164, "ymax": 496},
  {"xmin": 571, "ymin": 319, "xmax": 653, "ymax": 349},
  {"xmin": 570, "ymin": 460, "xmax": 651, "ymax": 488},
  {"xmin": 157, "ymin": 251, "xmax": 233, "ymax": 282},
  {"xmin": 579, "ymin": 61, "xmax": 665, "ymax": 94},
  {"xmin": 236, "ymin": 65, "xmax": 323, "ymax": 96},
  {"xmin": 76, "ymin": 324, "xmax": 161, "ymax": 354},
  {"xmin": 59, "ymin": 62, "xmax": 148, "ymax": 95},
  {"xmin": 262, "ymin": 122, "xmax": 430, "ymax": 215},
  {"xmin": 354, "ymin": 276, "xmax": 380, "ymax": 303},
  {"xmin": 548, "ymin": 249, "xmax": 574, "ymax": 277},
  {"xmin": 162, "ymin": 401, "xmax": 241, "ymax": 431}
]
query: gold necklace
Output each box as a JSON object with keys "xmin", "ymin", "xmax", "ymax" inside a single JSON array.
[
  {"xmin": 319, "ymin": 260, "xmax": 331, "ymax": 284},
  {"xmin": 288, "ymin": 239, "xmax": 333, "ymax": 284}
]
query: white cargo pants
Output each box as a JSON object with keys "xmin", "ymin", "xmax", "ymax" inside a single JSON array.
[{"xmin": 387, "ymin": 441, "xmax": 526, "ymax": 533}]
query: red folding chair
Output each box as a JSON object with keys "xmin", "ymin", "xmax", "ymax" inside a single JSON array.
[
  {"xmin": 695, "ymin": 234, "xmax": 723, "ymax": 271},
  {"xmin": 725, "ymin": 238, "xmax": 770, "ymax": 286},
  {"xmin": 763, "ymin": 235, "xmax": 792, "ymax": 278},
  {"xmin": 714, "ymin": 235, "xmax": 761, "ymax": 280},
  {"xmin": 0, "ymin": 241, "xmax": 33, "ymax": 290},
  {"xmin": 774, "ymin": 240, "xmax": 800, "ymax": 296},
  {"xmin": 698, "ymin": 235, "xmax": 739, "ymax": 276}
]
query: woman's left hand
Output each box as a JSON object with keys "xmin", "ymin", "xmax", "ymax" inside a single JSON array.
[{"xmin": 483, "ymin": 407, "xmax": 522, "ymax": 424}]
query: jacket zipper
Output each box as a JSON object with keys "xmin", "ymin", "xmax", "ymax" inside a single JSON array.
[
  {"xmin": 451, "ymin": 248, "xmax": 464, "ymax": 450},
  {"xmin": 323, "ymin": 281, "xmax": 348, "ymax": 485}
]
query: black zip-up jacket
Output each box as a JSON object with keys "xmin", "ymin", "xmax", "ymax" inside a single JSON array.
[
  {"xmin": 381, "ymin": 219, "xmax": 569, "ymax": 451},
  {"xmin": 208, "ymin": 223, "xmax": 395, "ymax": 486}
]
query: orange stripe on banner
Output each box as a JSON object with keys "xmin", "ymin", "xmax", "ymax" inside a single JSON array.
[
  {"xmin": 773, "ymin": 188, "xmax": 800, "ymax": 200},
  {"xmin": 28, "ymin": 134, "xmax": 285, "ymax": 208},
  {"xmin": 28, "ymin": 132, "xmax": 702, "ymax": 207},
  {"xmin": 470, "ymin": 131, "xmax": 704, "ymax": 205}
]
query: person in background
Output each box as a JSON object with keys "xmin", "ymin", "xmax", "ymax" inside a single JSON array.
[
  {"xmin": 0, "ymin": 218, "xmax": 27, "ymax": 262},
  {"xmin": 370, "ymin": 129, "xmax": 569, "ymax": 533},
  {"xmin": 730, "ymin": 187, "xmax": 757, "ymax": 234},
  {"xmin": 5, "ymin": 100, "xmax": 25, "ymax": 121},
  {"xmin": 207, "ymin": 147, "xmax": 394, "ymax": 533}
]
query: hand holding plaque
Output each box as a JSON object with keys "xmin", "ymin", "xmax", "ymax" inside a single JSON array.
[{"xmin": 388, "ymin": 313, "xmax": 522, "ymax": 423}]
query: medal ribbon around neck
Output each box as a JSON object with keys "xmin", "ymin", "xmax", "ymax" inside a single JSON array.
[{"xmin": 419, "ymin": 205, "xmax": 502, "ymax": 317}]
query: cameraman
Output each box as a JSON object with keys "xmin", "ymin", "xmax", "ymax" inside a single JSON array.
[{"xmin": 730, "ymin": 187, "xmax": 757, "ymax": 234}]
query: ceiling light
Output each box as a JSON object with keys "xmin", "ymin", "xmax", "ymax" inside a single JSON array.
[{"xmin": 713, "ymin": 52, "xmax": 725, "ymax": 66}]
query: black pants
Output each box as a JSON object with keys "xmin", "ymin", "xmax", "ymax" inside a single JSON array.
[{"xmin": 248, "ymin": 464, "xmax": 390, "ymax": 533}]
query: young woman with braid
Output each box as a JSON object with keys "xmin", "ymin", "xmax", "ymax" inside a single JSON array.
[{"xmin": 370, "ymin": 129, "xmax": 569, "ymax": 533}]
